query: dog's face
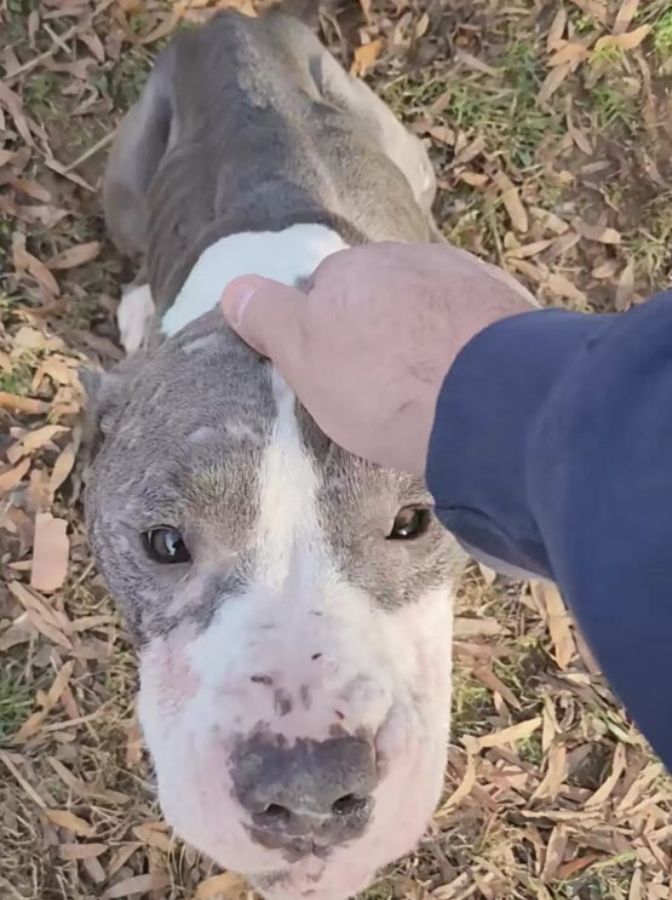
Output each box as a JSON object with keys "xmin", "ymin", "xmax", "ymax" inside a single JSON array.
[{"xmin": 85, "ymin": 311, "xmax": 465, "ymax": 900}]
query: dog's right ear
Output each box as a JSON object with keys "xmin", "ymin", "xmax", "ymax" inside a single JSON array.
[{"xmin": 79, "ymin": 353, "xmax": 147, "ymax": 461}]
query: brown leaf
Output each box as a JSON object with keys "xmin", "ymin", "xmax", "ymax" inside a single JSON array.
[
  {"xmin": 548, "ymin": 42, "xmax": 589, "ymax": 68},
  {"xmin": 427, "ymin": 125, "xmax": 456, "ymax": 146},
  {"xmin": 595, "ymin": 25, "xmax": 650, "ymax": 52},
  {"xmin": 586, "ymin": 742, "xmax": 626, "ymax": 807},
  {"xmin": 0, "ymin": 81, "xmax": 34, "ymax": 146},
  {"xmin": 7, "ymin": 425, "xmax": 69, "ymax": 462},
  {"xmin": 535, "ymin": 582, "xmax": 576, "ymax": 669},
  {"xmin": 105, "ymin": 873, "xmax": 171, "ymax": 898},
  {"xmin": 15, "ymin": 661, "xmax": 75, "ymax": 740},
  {"xmin": 473, "ymin": 664, "xmax": 521, "ymax": 710},
  {"xmin": 614, "ymin": 0, "xmax": 639, "ymax": 34},
  {"xmin": 0, "ymin": 458, "xmax": 31, "ymax": 494},
  {"xmin": 30, "ymin": 513, "xmax": 69, "ymax": 593},
  {"xmin": 46, "ymin": 809, "xmax": 95, "ymax": 837},
  {"xmin": 541, "ymin": 824, "xmax": 568, "ymax": 881},
  {"xmin": 615, "ymin": 260, "xmax": 635, "ymax": 311},
  {"xmin": 49, "ymin": 432, "xmax": 80, "ymax": 498},
  {"xmin": 47, "ymin": 241, "xmax": 101, "ymax": 270},
  {"xmin": 537, "ymin": 63, "xmax": 571, "ymax": 105},
  {"xmin": 350, "ymin": 39, "xmax": 383, "ymax": 76},
  {"xmin": 463, "ymin": 717, "xmax": 542, "ymax": 754},
  {"xmin": 576, "ymin": 221, "xmax": 621, "ymax": 244},
  {"xmin": 59, "ymin": 843, "xmax": 108, "ymax": 860},
  {"xmin": 132, "ymin": 822, "xmax": 173, "ymax": 853},
  {"xmin": 12, "ymin": 232, "xmax": 60, "ymax": 296},
  {"xmin": 567, "ymin": 0, "xmax": 607, "ymax": 25},
  {"xmin": 0, "ymin": 391, "xmax": 50, "ymax": 415},
  {"xmin": 195, "ymin": 872, "xmax": 248, "ymax": 899},
  {"xmin": 533, "ymin": 743, "xmax": 567, "ymax": 800},
  {"xmin": 547, "ymin": 7, "xmax": 567, "ymax": 51},
  {"xmin": 547, "ymin": 273, "xmax": 587, "ymax": 305},
  {"xmin": 495, "ymin": 172, "xmax": 528, "ymax": 233},
  {"xmin": 10, "ymin": 178, "xmax": 52, "ymax": 203},
  {"xmin": 78, "ymin": 29, "xmax": 106, "ymax": 62}
]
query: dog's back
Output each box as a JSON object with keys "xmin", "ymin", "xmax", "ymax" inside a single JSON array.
[{"xmin": 104, "ymin": 9, "xmax": 439, "ymax": 333}]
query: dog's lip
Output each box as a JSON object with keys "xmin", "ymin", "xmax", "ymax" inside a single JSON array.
[{"xmin": 246, "ymin": 826, "xmax": 334, "ymax": 862}]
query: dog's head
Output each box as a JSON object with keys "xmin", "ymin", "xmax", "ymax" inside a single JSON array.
[{"xmin": 84, "ymin": 310, "xmax": 465, "ymax": 900}]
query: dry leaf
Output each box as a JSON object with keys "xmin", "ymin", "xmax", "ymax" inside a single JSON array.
[
  {"xmin": 614, "ymin": 0, "xmax": 639, "ymax": 34},
  {"xmin": 538, "ymin": 63, "xmax": 571, "ymax": 105},
  {"xmin": 548, "ymin": 42, "xmax": 589, "ymax": 68},
  {"xmin": 594, "ymin": 25, "xmax": 650, "ymax": 53},
  {"xmin": 547, "ymin": 7, "xmax": 567, "ymax": 51},
  {"xmin": 541, "ymin": 824, "xmax": 568, "ymax": 881},
  {"xmin": 615, "ymin": 260, "xmax": 635, "ymax": 311},
  {"xmin": 586, "ymin": 742, "xmax": 626, "ymax": 807},
  {"xmin": 12, "ymin": 232, "xmax": 60, "ymax": 296},
  {"xmin": 0, "ymin": 81, "xmax": 34, "ymax": 146},
  {"xmin": 0, "ymin": 391, "xmax": 50, "ymax": 414},
  {"xmin": 10, "ymin": 178, "xmax": 52, "ymax": 202},
  {"xmin": 350, "ymin": 39, "xmax": 383, "ymax": 76},
  {"xmin": 47, "ymin": 241, "xmax": 101, "ymax": 270},
  {"xmin": 59, "ymin": 843, "xmax": 108, "ymax": 860},
  {"xmin": 0, "ymin": 458, "xmax": 31, "ymax": 494},
  {"xmin": 105, "ymin": 873, "xmax": 171, "ymax": 898},
  {"xmin": 7, "ymin": 424, "xmax": 69, "ymax": 462},
  {"xmin": 132, "ymin": 822, "xmax": 173, "ymax": 853},
  {"xmin": 195, "ymin": 872, "xmax": 248, "ymax": 899},
  {"xmin": 437, "ymin": 754, "xmax": 477, "ymax": 814},
  {"xmin": 31, "ymin": 513, "xmax": 69, "ymax": 593},
  {"xmin": 547, "ymin": 273, "xmax": 586, "ymax": 305},
  {"xmin": 533, "ymin": 743, "xmax": 567, "ymax": 800},
  {"xmin": 505, "ymin": 239, "xmax": 553, "ymax": 259},
  {"xmin": 49, "ymin": 433, "xmax": 80, "ymax": 497},
  {"xmin": 537, "ymin": 582, "xmax": 576, "ymax": 669},
  {"xmin": 46, "ymin": 809, "xmax": 95, "ymax": 837},
  {"xmin": 495, "ymin": 173, "xmax": 528, "ymax": 233},
  {"xmin": 576, "ymin": 221, "xmax": 621, "ymax": 244},
  {"xmin": 463, "ymin": 717, "xmax": 542, "ymax": 753}
]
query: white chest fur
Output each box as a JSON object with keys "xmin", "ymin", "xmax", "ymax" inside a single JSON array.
[{"xmin": 159, "ymin": 223, "xmax": 349, "ymax": 337}]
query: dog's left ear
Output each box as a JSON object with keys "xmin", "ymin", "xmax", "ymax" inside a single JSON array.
[{"xmin": 79, "ymin": 352, "xmax": 147, "ymax": 460}]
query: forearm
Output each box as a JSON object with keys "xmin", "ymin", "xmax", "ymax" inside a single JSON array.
[{"xmin": 427, "ymin": 291, "xmax": 672, "ymax": 767}]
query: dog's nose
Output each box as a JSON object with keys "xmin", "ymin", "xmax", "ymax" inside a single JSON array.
[{"xmin": 231, "ymin": 735, "xmax": 377, "ymax": 847}]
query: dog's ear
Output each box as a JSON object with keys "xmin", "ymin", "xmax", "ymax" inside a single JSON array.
[{"xmin": 79, "ymin": 353, "xmax": 147, "ymax": 460}]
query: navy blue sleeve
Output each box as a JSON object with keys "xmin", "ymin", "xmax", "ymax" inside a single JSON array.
[{"xmin": 427, "ymin": 291, "xmax": 672, "ymax": 770}]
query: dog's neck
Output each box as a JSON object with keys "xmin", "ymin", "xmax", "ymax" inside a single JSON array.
[{"xmin": 160, "ymin": 223, "xmax": 349, "ymax": 338}]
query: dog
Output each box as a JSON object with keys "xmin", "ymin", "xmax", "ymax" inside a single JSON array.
[{"xmin": 85, "ymin": 8, "xmax": 467, "ymax": 899}]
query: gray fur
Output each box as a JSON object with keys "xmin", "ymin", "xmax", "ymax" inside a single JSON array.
[{"xmin": 103, "ymin": 10, "xmax": 440, "ymax": 317}]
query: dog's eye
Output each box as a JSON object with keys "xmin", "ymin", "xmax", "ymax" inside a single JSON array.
[
  {"xmin": 387, "ymin": 506, "xmax": 432, "ymax": 541},
  {"xmin": 142, "ymin": 527, "xmax": 191, "ymax": 564}
]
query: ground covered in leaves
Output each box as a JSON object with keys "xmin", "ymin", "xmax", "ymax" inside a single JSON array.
[{"xmin": 2, "ymin": 0, "xmax": 672, "ymax": 897}]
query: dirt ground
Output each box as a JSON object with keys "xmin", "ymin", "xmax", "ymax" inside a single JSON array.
[{"xmin": 2, "ymin": 0, "xmax": 672, "ymax": 898}]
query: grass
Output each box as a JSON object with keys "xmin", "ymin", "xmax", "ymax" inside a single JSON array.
[{"xmin": 0, "ymin": 674, "xmax": 33, "ymax": 742}]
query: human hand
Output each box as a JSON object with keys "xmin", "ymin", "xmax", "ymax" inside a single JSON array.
[{"xmin": 220, "ymin": 242, "xmax": 536, "ymax": 475}]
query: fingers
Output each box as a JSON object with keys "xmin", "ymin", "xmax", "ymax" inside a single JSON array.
[{"xmin": 220, "ymin": 275, "xmax": 307, "ymax": 362}]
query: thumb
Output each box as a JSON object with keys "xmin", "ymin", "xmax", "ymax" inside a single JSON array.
[{"xmin": 220, "ymin": 275, "xmax": 306, "ymax": 360}]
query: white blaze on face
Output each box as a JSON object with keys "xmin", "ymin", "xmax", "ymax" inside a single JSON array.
[
  {"xmin": 137, "ymin": 374, "xmax": 457, "ymax": 900},
  {"xmin": 160, "ymin": 224, "xmax": 349, "ymax": 338}
]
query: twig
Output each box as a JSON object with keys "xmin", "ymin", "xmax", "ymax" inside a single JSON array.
[{"xmin": 63, "ymin": 130, "xmax": 114, "ymax": 173}]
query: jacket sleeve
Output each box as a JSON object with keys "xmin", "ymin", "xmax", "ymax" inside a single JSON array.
[{"xmin": 427, "ymin": 290, "xmax": 672, "ymax": 770}]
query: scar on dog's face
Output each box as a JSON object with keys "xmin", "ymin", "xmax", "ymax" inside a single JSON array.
[{"xmin": 84, "ymin": 312, "xmax": 465, "ymax": 900}]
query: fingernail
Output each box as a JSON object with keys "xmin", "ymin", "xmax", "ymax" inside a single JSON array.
[{"xmin": 221, "ymin": 278, "xmax": 259, "ymax": 328}]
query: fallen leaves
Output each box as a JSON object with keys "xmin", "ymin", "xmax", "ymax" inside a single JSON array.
[
  {"xmin": 47, "ymin": 240, "xmax": 101, "ymax": 271},
  {"xmin": 350, "ymin": 38, "xmax": 383, "ymax": 76},
  {"xmin": 30, "ymin": 512, "xmax": 69, "ymax": 592},
  {"xmin": 495, "ymin": 172, "xmax": 528, "ymax": 233}
]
